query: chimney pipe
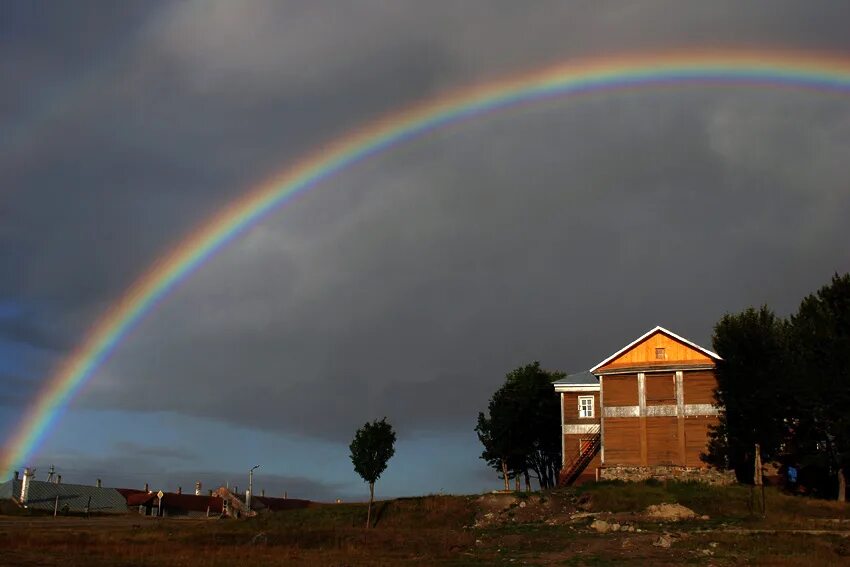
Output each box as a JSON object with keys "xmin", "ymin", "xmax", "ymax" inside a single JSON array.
[
  {"xmin": 144, "ymin": 483, "xmax": 149, "ymax": 493},
  {"xmin": 96, "ymin": 478, "xmax": 101, "ymax": 488},
  {"xmin": 208, "ymin": 489, "xmax": 213, "ymax": 497},
  {"xmin": 261, "ymin": 489, "xmax": 265, "ymax": 497},
  {"xmin": 20, "ymin": 468, "xmax": 34, "ymax": 505},
  {"xmin": 57, "ymin": 475, "xmax": 62, "ymax": 485},
  {"xmin": 195, "ymin": 481, "xmax": 201, "ymax": 496},
  {"xmin": 14, "ymin": 471, "xmax": 19, "ymax": 481},
  {"xmin": 177, "ymin": 486, "xmax": 182, "ymax": 495}
]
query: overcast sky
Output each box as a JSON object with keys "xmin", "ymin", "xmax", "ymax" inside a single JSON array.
[{"xmin": 2, "ymin": 1, "xmax": 850, "ymax": 501}]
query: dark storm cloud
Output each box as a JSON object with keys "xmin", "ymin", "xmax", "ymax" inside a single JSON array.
[
  {"xmin": 82, "ymin": 89, "xmax": 850, "ymax": 441},
  {"xmin": 4, "ymin": 2, "xmax": 850, "ymax": 448}
]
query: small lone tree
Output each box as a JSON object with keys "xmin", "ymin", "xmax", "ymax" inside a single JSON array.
[{"xmin": 349, "ymin": 417, "xmax": 396, "ymax": 528}]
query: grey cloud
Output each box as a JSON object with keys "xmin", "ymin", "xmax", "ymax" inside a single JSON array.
[
  {"xmin": 32, "ymin": 456, "xmax": 353, "ymax": 502},
  {"xmin": 78, "ymin": 88, "xmax": 850, "ymax": 441},
  {"xmin": 110, "ymin": 441, "xmax": 199, "ymax": 463},
  {"xmin": 0, "ymin": 374, "xmax": 41, "ymax": 408}
]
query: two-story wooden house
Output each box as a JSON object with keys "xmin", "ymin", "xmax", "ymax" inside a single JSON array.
[{"xmin": 554, "ymin": 326, "xmax": 722, "ymax": 485}]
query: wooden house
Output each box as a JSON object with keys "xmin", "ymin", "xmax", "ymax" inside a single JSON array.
[{"xmin": 555, "ymin": 326, "xmax": 721, "ymax": 485}]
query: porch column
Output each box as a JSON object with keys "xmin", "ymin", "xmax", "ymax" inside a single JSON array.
[
  {"xmin": 676, "ymin": 371, "xmax": 686, "ymax": 465},
  {"xmin": 638, "ymin": 373, "xmax": 648, "ymax": 466}
]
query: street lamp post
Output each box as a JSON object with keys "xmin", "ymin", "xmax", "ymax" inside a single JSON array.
[{"xmin": 247, "ymin": 465, "xmax": 260, "ymax": 513}]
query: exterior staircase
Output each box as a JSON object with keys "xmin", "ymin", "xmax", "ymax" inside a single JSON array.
[{"xmin": 558, "ymin": 426, "xmax": 601, "ymax": 487}]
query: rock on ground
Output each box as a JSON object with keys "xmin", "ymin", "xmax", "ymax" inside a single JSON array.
[
  {"xmin": 644, "ymin": 503, "xmax": 696, "ymax": 521},
  {"xmin": 590, "ymin": 519, "xmax": 610, "ymax": 533}
]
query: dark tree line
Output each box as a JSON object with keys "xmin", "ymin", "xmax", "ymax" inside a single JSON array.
[
  {"xmin": 476, "ymin": 362, "xmax": 562, "ymax": 491},
  {"xmin": 706, "ymin": 273, "xmax": 850, "ymax": 500}
]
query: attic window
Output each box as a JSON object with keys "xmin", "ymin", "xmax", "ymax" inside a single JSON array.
[{"xmin": 655, "ymin": 347, "xmax": 666, "ymax": 360}]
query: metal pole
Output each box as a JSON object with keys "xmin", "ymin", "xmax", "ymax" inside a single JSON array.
[{"xmin": 248, "ymin": 465, "xmax": 260, "ymax": 513}]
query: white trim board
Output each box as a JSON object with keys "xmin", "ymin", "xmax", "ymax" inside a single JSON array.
[
  {"xmin": 563, "ymin": 424, "xmax": 600, "ymax": 434},
  {"xmin": 597, "ymin": 365, "xmax": 715, "ymax": 376},
  {"xmin": 554, "ymin": 385, "xmax": 600, "ymax": 393},
  {"xmin": 602, "ymin": 404, "xmax": 721, "ymax": 418}
]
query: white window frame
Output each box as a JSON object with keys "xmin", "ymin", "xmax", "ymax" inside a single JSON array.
[{"xmin": 578, "ymin": 395, "xmax": 594, "ymax": 419}]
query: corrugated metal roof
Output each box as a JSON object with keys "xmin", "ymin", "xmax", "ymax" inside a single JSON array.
[
  {"xmin": 116, "ymin": 488, "xmax": 147, "ymax": 500},
  {"xmin": 553, "ymin": 370, "xmax": 599, "ymax": 386},
  {"xmin": 1, "ymin": 479, "xmax": 128, "ymax": 514},
  {"xmin": 0, "ymin": 479, "xmax": 16, "ymax": 500},
  {"xmin": 127, "ymin": 491, "xmax": 223, "ymax": 513}
]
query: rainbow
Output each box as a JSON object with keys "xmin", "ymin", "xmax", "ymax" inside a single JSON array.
[{"xmin": 4, "ymin": 49, "xmax": 850, "ymax": 477}]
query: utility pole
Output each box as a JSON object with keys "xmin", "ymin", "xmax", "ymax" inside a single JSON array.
[{"xmin": 247, "ymin": 465, "xmax": 260, "ymax": 513}]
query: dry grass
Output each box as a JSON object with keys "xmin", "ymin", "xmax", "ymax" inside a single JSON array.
[{"xmin": 0, "ymin": 487, "xmax": 848, "ymax": 565}]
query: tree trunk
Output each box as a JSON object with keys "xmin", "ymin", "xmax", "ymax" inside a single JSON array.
[
  {"xmin": 366, "ymin": 482, "xmax": 374, "ymax": 529},
  {"xmin": 524, "ymin": 470, "xmax": 531, "ymax": 492},
  {"xmin": 515, "ymin": 475, "xmax": 520, "ymax": 492},
  {"xmin": 839, "ymin": 468, "xmax": 846, "ymax": 502},
  {"xmin": 501, "ymin": 459, "xmax": 509, "ymax": 491}
]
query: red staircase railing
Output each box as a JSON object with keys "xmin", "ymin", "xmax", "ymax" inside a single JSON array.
[{"xmin": 558, "ymin": 426, "xmax": 601, "ymax": 486}]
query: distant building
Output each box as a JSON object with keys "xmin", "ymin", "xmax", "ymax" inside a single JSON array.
[
  {"xmin": 213, "ymin": 486, "xmax": 310, "ymax": 517},
  {"xmin": 127, "ymin": 491, "xmax": 223, "ymax": 518},
  {"xmin": 0, "ymin": 473, "xmax": 128, "ymax": 514},
  {"xmin": 555, "ymin": 326, "xmax": 723, "ymax": 485}
]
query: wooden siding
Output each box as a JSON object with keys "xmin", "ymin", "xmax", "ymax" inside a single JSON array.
[
  {"xmin": 684, "ymin": 416, "xmax": 718, "ymax": 467},
  {"xmin": 602, "ymin": 374, "xmax": 638, "ymax": 406},
  {"xmin": 599, "ymin": 331, "xmax": 712, "ymax": 372},
  {"xmin": 646, "ymin": 417, "xmax": 679, "ymax": 465},
  {"xmin": 645, "ymin": 373, "xmax": 676, "ymax": 406},
  {"xmin": 563, "ymin": 392, "xmax": 601, "ymax": 425},
  {"xmin": 683, "ymin": 370, "xmax": 717, "ymax": 405},
  {"xmin": 602, "ymin": 418, "xmax": 642, "ymax": 465}
]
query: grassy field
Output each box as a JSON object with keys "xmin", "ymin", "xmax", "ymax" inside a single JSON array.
[{"xmin": 1, "ymin": 483, "xmax": 849, "ymax": 566}]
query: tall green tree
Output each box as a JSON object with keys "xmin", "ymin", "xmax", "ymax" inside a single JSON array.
[
  {"xmin": 789, "ymin": 273, "xmax": 850, "ymax": 500},
  {"xmin": 706, "ymin": 306, "xmax": 791, "ymax": 481},
  {"xmin": 349, "ymin": 417, "xmax": 396, "ymax": 528},
  {"xmin": 476, "ymin": 362, "xmax": 563, "ymax": 490},
  {"xmin": 707, "ymin": 273, "xmax": 850, "ymax": 499}
]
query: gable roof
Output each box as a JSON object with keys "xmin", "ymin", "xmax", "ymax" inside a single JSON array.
[{"xmin": 589, "ymin": 325, "xmax": 720, "ymax": 374}]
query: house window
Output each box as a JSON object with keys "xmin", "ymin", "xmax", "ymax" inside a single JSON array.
[
  {"xmin": 655, "ymin": 347, "xmax": 666, "ymax": 360},
  {"xmin": 578, "ymin": 396, "xmax": 594, "ymax": 418}
]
